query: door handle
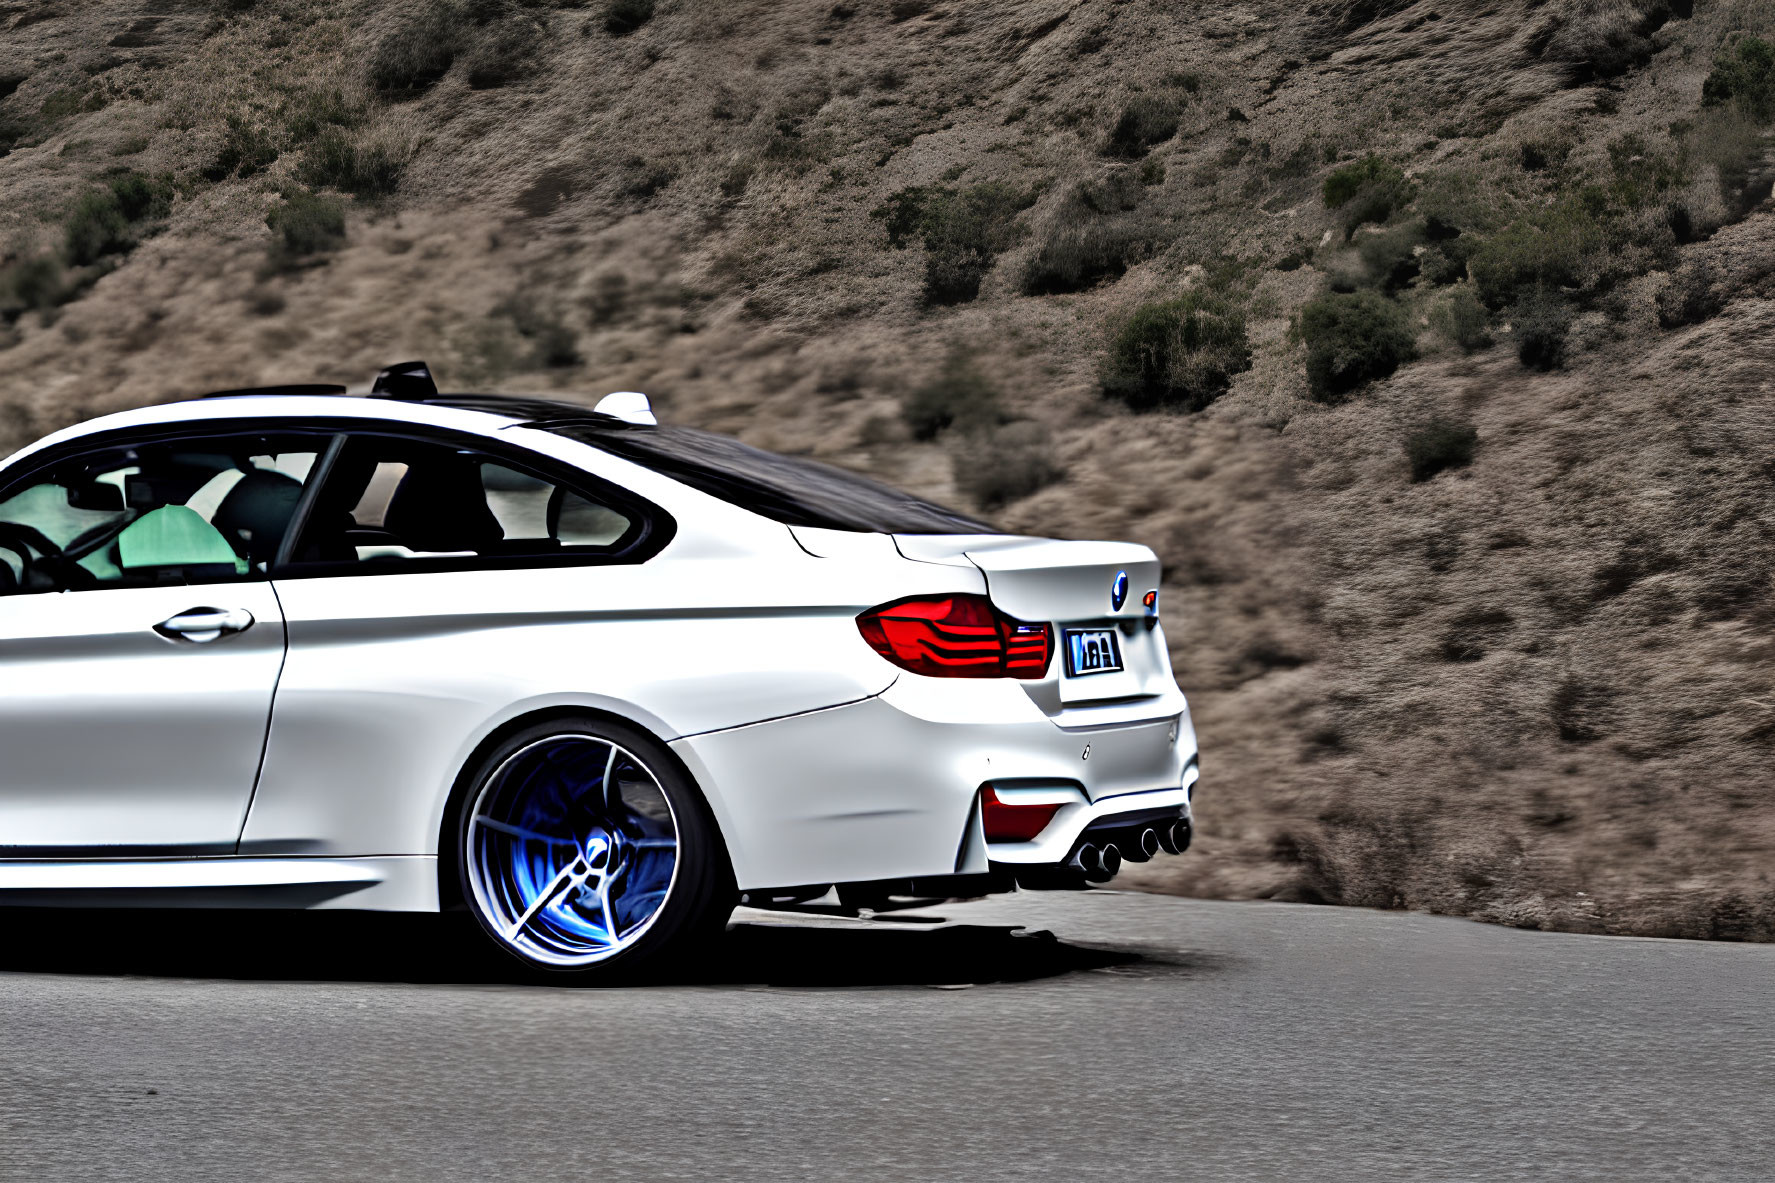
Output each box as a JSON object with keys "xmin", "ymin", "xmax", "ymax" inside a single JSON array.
[{"xmin": 154, "ymin": 607, "xmax": 256, "ymax": 644}]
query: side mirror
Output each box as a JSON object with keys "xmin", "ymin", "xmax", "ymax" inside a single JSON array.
[{"xmin": 66, "ymin": 481, "xmax": 124, "ymax": 512}]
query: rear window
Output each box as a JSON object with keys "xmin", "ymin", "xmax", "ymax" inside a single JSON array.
[{"xmin": 543, "ymin": 421, "xmax": 995, "ymax": 535}]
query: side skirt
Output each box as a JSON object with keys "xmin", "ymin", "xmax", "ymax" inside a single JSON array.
[{"xmin": 0, "ymin": 856, "xmax": 438, "ymax": 911}]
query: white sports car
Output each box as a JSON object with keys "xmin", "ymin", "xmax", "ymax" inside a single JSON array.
[{"xmin": 0, "ymin": 362, "xmax": 1199, "ymax": 976}]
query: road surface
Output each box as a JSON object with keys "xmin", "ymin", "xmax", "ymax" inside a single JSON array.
[{"xmin": 2, "ymin": 892, "xmax": 1771, "ymax": 1181}]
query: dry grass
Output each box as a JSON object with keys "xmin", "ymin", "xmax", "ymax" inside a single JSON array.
[{"xmin": 3, "ymin": 0, "xmax": 1775, "ymax": 939}]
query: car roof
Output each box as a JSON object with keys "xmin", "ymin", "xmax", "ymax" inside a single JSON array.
[{"xmin": 1, "ymin": 393, "xmax": 594, "ymax": 469}]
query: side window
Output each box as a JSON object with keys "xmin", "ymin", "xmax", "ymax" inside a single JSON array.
[
  {"xmin": 0, "ymin": 433, "xmax": 323, "ymax": 596},
  {"xmin": 289, "ymin": 434, "xmax": 638, "ymax": 568}
]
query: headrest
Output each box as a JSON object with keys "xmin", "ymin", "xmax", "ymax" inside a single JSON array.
[
  {"xmin": 214, "ymin": 469, "xmax": 305, "ymax": 565},
  {"xmin": 382, "ymin": 456, "xmax": 504, "ymax": 554}
]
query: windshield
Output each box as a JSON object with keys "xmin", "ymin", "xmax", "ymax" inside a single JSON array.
[{"xmin": 540, "ymin": 420, "xmax": 995, "ymax": 535}]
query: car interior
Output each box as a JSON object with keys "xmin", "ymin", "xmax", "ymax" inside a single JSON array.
[
  {"xmin": 0, "ymin": 428, "xmax": 641, "ymax": 594},
  {"xmin": 0, "ymin": 434, "xmax": 321, "ymax": 594}
]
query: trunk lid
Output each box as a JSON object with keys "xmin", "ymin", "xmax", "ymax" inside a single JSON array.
[{"xmin": 894, "ymin": 534, "xmax": 1172, "ymax": 707}]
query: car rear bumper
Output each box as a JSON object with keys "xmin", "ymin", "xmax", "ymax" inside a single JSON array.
[{"xmin": 670, "ymin": 675, "xmax": 1197, "ymax": 892}]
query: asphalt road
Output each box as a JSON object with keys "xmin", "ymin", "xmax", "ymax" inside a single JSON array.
[{"xmin": 2, "ymin": 892, "xmax": 1772, "ymax": 1182}]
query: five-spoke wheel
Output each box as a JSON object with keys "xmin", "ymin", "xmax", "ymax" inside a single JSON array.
[{"xmin": 458, "ymin": 718, "xmax": 732, "ymax": 976}]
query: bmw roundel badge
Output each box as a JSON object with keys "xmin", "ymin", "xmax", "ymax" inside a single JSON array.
[{"xmin": 1110, "ymin": 570, "xmax": 1129, "ymax": 611}]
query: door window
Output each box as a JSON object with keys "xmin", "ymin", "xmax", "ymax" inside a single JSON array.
[
  {"xmin": 287, "ymin": 434, "xmax": 640, "ymax": 569},
  {"xmin": 0, "ymin": 433, "xmax": 324, "ymax": 595}
]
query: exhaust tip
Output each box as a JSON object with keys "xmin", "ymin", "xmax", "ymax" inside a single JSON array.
[
  {"xmin": 1170, "ymin": 819, "xmax": 1193, "ymax": 854},
  {"xmin": 1157, "ymin": 821, "xmax": 1184, "ymax": 856},
  {"xmin": 1086, "ymin": 843, "xmax": 1122, "ymax": 882},
  {"xmin": 1072, "ymin": 843, "xmax": 1100, "ymax": 875},
  {"xmin": 1135, "ymin": 827, "xmax": 1160, "ymax": 861}
]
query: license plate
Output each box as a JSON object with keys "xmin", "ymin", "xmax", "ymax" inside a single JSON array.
[{"xmin": 1064, "ymin": 628, "xmax": 1123, "ymax": 677}]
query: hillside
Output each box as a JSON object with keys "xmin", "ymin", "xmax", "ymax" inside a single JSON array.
[{"xmin": 3, "ymin": 0, "xmax": 1774, "ymax": 939}]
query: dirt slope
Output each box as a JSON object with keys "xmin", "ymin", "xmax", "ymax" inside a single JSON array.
[{"xmin": 3, "ymin": 0, "xmax": 1774, "ymax": 938}]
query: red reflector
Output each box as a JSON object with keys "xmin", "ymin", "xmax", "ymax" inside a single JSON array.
[
  {"xmin": 856, "ymin": 595, "xmax": 1052, "ymax": 679},
  {"xmin": 981, "ymin": 787, "xmax": 1062, "ymax": 842}
]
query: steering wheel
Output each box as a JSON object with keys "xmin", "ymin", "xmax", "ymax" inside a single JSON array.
[
  {"xmin": 0, "ymin": 522, "xmax": 98, "ymax": 592},
  {"xmin": 0, "ymin": 522, "xmax": 62, "ymax": 591}
]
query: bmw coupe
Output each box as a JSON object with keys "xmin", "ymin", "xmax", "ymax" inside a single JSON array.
[{"xmin": 0, "ymin": 362, "xmax": 1199, "ymax": 976}]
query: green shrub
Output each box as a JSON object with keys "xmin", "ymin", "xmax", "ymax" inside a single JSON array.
[
  {"xmin": 63, "ymin": 191, "xmax": 133, "ymax": 266},
  {"xmin": 366, "ymin": 2, "xmax": 466, "ymax": 94},
  {"xmin": 1297, "ymin": 289, "xmax": 1416, "ymax": 401},
  {"xmin": 1702, "ymin": 33, "xmax": 1775, "ymax": 122},
  {"xmin": 949, "ymin": 420, "xmax": 1062, "ymax": 509},
  {"xmin": 495, "ymin": 294, "xmax": 581, "ymax": 369},
  {"xmin": 1510, "ymin": 289, "xmax": 1572, "ymax": 371},
  {"xmin": 283, "ymin": 87, "xmax": 368, "ymax": 143},
  {"xmin": 107, "ymin": 172, "xmax": 172, "ymax": 222},
  {"xmin": 0, "ymin": 256, "xmax": 66, "ymax": 318},
  {"xmin": 1429, "ymin": 287, "xmax": 1492, "ymax": 352},
  {"xmin": 1102, "ymin": 293, "xmax": 1252, "ymax": 413},
  {"xmin": 1605, "ymin": 133, "xmax": 1686, "ymax": 210},
  {"xmin": 1404, "ymin": 417, "xmax": 1478, "ymax": 482},
  {"xmin": 1102, "ymin": 95, "xmax": 1181, "ymax": 159},
  {"xmin": 203, "ymin": 114, "xmax": 278, "ymax": 181},
  {"xmin": 266, "ymin": 188, "xmax": 346, "ymax": 264},
  {"xmin": 872, "ymin": 183, "xmax": 1032, "ymax": 305},
  {"xmin": 604, "ymin": 0, "xmax": 655, "ymax": 36},
  {"xmin": 902, "ymin": 349, "xmax": 1002, "ymax": 440},
  {"xmin": 39, "ymin": 87, "xmax": 105, "ymax": 121},
  {"xmin": 1467, "ymin": 192, "xmax": 1608, "ymax": 308},
  {"xmin": 1327, "ymin": 155, "xmax": 1405, "ymax": 208},
  {"xmin": 1655, "ymin": 260, "xmax": 1722, "ymax": 329},
  {"xmin": 1355, "ymin": 222, "xmax": 1425, "ymax": 292},
  {"xmin": 1020, "ymin": 217, "xmax": 1157, "ymax": 296},
  {"xmin": 297, "ymin": 127, "xmax": 405, "ymax": 198}
]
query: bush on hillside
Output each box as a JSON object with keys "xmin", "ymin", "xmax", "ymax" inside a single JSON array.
[
  {"xmin": 1297, "ymin": 289, "xmax": 1416, "ymax": 402},
  {"xmin": 872, "ymin": 183, "xmax": 1032, "ymax": 305},
  {"xmin": 63, "ymin": 192, "xmax": 132, "ymax": 266},
  {"xmin": 1355, "ymin": 223, "xmax": 1425, "ymax": 292},
  {"xmin": 948, "ymin": 420, "xmax": 1063, "ymax": 510},
  {"xmin": 604, "ymin": 0, "xmax": 655, "ymax": 36},
  {"xmin": 1404, "ymin": 417, "xmax": 1478, "ymax": 482},
  {"xmin": 1467, "ymin": 192, "xmax": 1608, "ymax": 308},
  {"xmin": 902, "ymin": 349, "xmax": 1002, "ymax": 440},
  {"xmin": 1429, "ymin": 287, "xmax": 1492, "ymax": 352},
  {"xmin": 298, "ymin": 127, "xmax": 405, "ymax": 198},
  {"xmin": 1102, "ymin": 95, "xmax": 1181, "ymax": 159},
  {"xmin": 108, "ymin": 172, "xmax": 172, "ymax": 223},
  {"xmin": 1511, "ymin": 289, "xmax": 1572, "ymax": 370},
  {"xmin": 1102, "ymin": 293, "xmax": 1252, "ymax": 413},
  {"xmin": 1323, "ymin": 155, "xmax": 1414, "ymax": 236},
  {"xmin": 366, "ymin": 2, "xmax": 466, "ymax": 94},
  {"xmin": 203, "ymin": 114, "xmax": 278, "ymax": 181},
  {"xmin": 266, "ymin": 188, "xmax": 346, "ymax": 266},
  {"xmin": 1655, "ymin": 259, "xmax": 1723, "ymax": 329},
  {"xmin": 283, "ymin": 87, "xmax": 369, "ymax": 143},
  {"xmin": 1021, "ymin": 217, "xmax": 1159, "ymax": 296},
  {"xmin": 1702, "ymin": 33, "xmax": 1775, "ymax": 121},
  {"xmin": 0, "ymin": 256, "xmax": 66, "ymax": 320}
]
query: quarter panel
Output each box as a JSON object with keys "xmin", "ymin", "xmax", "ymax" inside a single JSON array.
[{"xmin": 247, "ymin": 550, "xmax": 983, "ymax": 857}]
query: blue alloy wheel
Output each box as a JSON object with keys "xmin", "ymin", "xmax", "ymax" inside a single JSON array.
[{"xmin": 465, "ymin": 734, "xmax": 681, "ymax": 968}]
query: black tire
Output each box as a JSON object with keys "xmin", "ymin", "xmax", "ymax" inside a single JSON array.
[{"xmin": 454, "ymin": 714, "xmax": 734, "ymax": 980}]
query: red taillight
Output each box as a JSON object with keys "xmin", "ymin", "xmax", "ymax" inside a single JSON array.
[
  {"xmin": 856, "ymin": 594, "xmax": 1053, "ymax": 679},
  {"xmin": 981, "ymin": 786, "xmax": 1062, "ymax": 842}
]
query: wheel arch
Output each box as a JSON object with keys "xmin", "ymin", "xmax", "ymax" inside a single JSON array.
[{"xmin": 433, "ymin": 703, "xmax": 734, "ymax": 912}]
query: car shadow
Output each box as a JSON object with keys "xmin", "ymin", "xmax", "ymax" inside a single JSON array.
[{"xmin": 0, "ymin": 908, "xmax": 1165, "ymax": 989}]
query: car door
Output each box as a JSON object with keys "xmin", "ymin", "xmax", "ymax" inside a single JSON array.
[
  {"xmin": 0, "ymin": 427, "xmax": 327, "ymax": 854},
  {"xmin": 242, "ymin": 427, "xmax": 671, "ymax": 857}
]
